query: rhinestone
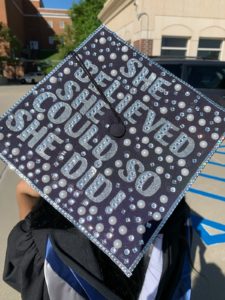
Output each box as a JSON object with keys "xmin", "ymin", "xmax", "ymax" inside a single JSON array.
[
  {"xmin": 110, "ymin": 53, "xmax": 117, "ymax": 60},
  {"xmin": 96, "ymin": 223, "xmax": 104, "ymax": 232},
  {"xmin": 43, "ymin": 186, "xmax": 52, "ymax": 194},
  {"xmin": 177, "ymin": 175, "xmax": 182, "ymax": 181},
  {"xmin": 143, "ymin": 95, "xmax": 150, "ymax": 102},
  {"xmin": 89, "ymin": 206, "xmax": 98, "ymax": 215},
  {"xmin": 110, "ymin": 69, "xmax": 118, "ymax": 76},
  {"xmin": 12, "ymin": 148, "xmax": 20, "ymax": 156},
  {"xmin": 129, "ymin": 127, "xmax": 136, "ymax": 134},
  {"xmin": 68, "ymin": 199, "xmax": 75, "ymax": 205},
  {"xmin": 105, "ymin": 206, "xmax": 113, "ymax": 214},
  {"xmin": 79, "ymin": 218, "xmax": 85, "ymax": 225},
  {"xmin": 128, "ymin": 235, "xmax": 135, "ymax": 242},
  {"xmin": 137, "ymin": 225, "xmax": 146, "ymax": 234},
  {"xmin": 52, "ymin": 173, "xmax": 59, "ymax": 180},
  {"xmin": 165, "ymin": 173, "xmax": 171, "ymax": 179},
  {"xmin": 59, "ymin": 179, "xmax": 67, "ymax": 187},
  {"xmin": 214, "ymin": 116, "xmax": 222, "ymax": 123},
  {"xmin": 159, "ymin": 206, "xmax": 165, "ymax": 213},
  {"xmin": 199, "ymin": 119, "xmax": 206, "ymax": 126},
  {"xmin": 37, "ymin": 113, "xmax": 44, "ymax": 121},
  {"xmin": 189, "ymin": 126, "xmax": 196, "ymax": 133},
  {"xmin": 187, "ymin": 114, "xmax": 194, "ymax": 122},
  {"xmin": 156, "ymin": 166, "xmax": 164, "ymax": 174},
  {"xmin": 137, "ymin": 200, "xmax": 145, "ymax": 209},
  {"xmin": 74, "ymin": 191, "xmax": 80, "ymax": 197},
  {"xmin": 160, "ymin": 195, "xmax": 168, "ymax": 204},
  {"xmin": 204, "ymin": 106, "xmax": 211, "ymax": 113},
  {"xmin": 119, "ymin": 225, "xmax": 127, "ymax": 235},
  {"xmin": 155, "ymin": 147, "xmax": 163, "ymax": 154},
  {"xmin": 160, "ymin": 107, "xmax": 168, "ymax": 114},
  {"xmin": 129, "ymin": 204, "xmax": 136, "ymax": 210},
  {"xmin": 106, "ymin": 232, "xmax": 113, "ymax": 239},
  {"xmin": 181, "ymin": 168, "xmax": 189, "ymax": 176},
  {"xmin": 42, "ymin": 175, "xmax": 50, "ymax": 183},
  {"xmin": 135, "ymin": 217, "xmax": 142, "ymax": 223},
  {"xmin": 64, "ymin": 67, "xmax": 71, "ymax": 75},
  {"xmin": 27, "ymin": 161, "xmax": 35, "ymax": 169},
  {"xmin": 113, "ymin": 239, "xmax": 122, "ymax": 249},
  {"xmin": 59, "ymin": 190, "xmax": 67, "ymax": 199},
  {"xmin": 199, "ymin": 141, "xmax": 208, "ymax": 148},
  {"xmin": 124, "ymin": 139, "xmax": 131, "ymax": 146},
  {"xmin": 142, "ymin": 137, "xmax": 149, "ymax": 144},
  {"xmin": 108, "ymin": 216, "xmax": 117, "ymax": 225},
  {"xmin": 141, "ymin": 149, "xmax": 149, "ymax": 157},
  {"xmin": 77, "ymin": 206, "xmax": 86, "ymax": 215},
  {"xmin": 52, "ymin": 183, "xmax": 58, "ymax": 189},
  {"xmin": 124, "ymin": 249, "xmax": 130, "ymax": 255},
  {"xmin": 110, "ymin": 247, "xmax": 117, "ymax": 254},
  {"xmin": 211, "ymin": 133, "xmax": 219, "ymax": 140},
  {"xmin": 166, "ymin": 155, "xmax": 173, "ymax": 163},
  {"xmin": 65, "ymin": 143, "xmax": 73, "ymax": 151},
  {"xmin": 42, "ymin": 163, "xmax": 51, "ymax": 171},
  {"xmin": 152, "ymin": 212, "xmax": 161, "ymax": 221},
  {"xmin": 178, "ymin": 159, "xmax": 186, "ymax": 167},
  {"xmin": 49, "ymin": 76, "xmax": 57, "ymax": 84},
  {"xmin": 104, "ymin": 168, "xmax": 113, "ymax": 176},
  {"xmin": 178, "ymin": 101, "xmax": 186, "ymax": 109}
]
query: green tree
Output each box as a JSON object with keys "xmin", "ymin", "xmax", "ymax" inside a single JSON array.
[
  {"xmin": 57, "ymin": 0, "xmax": 105, "ymax": 58},
  {"xmin": 0, "ymin": 22, "xmax": 21, "ymax": 76},
  {"xmin": 0, "ymin": 22, "xmax": 20, "ymax": 58}
]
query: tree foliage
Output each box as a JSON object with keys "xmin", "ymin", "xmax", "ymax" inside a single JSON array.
[
  {"xmin": 57, "ymin": 0, "xmax": 105, "ymax": 59},
  {"xmin": 0, "ymin": 22, "xmax": 21, "ymax": 76},
  {"xmin": 0, "ymin": 22, "xmax": 20, "ymax": 58}
]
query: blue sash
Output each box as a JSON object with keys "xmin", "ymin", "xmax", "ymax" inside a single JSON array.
[{"xmin": 45, "ymin": 238, "xmax": 107, "ymax": 300}]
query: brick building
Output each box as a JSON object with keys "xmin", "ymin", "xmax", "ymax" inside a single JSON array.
[{"xmin": 0, "ymin": 0, "xmax": 71, "ymax": 58}]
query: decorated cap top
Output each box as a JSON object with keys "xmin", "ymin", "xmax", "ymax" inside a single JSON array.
[{"xmin": 0, "ymin": 25, "xmax": 225, "ymax": 276}]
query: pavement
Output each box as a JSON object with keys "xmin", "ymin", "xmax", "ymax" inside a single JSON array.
[
  {"xmin": 0, "ymin": 85, "xmax": 225, "ymax": 300},
  {"xmin": 0, "ymin": 85, "xmax": 32, "ymax": 300}
]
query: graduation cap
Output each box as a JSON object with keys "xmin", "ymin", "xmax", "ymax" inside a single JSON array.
[{"xmin": 0, "ymin": 25, "xmax": 225, "ymax": 277}]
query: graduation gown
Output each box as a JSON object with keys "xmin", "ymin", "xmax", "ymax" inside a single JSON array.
[{"xmin": 3, "ymin": 198, "xmax": 190, "ymax": 300}]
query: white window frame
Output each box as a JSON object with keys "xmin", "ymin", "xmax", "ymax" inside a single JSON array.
[
  {"xmin": 197, "ymin": 38, "xmax": 223, "ymax": 60},
  {"xmin": 48, "ymin": 36, "xmax": 55, "ymax": 45},
  {"xmin": 29, "ymin": 40, "xmax": 39, "ymax": 50},
  {"xmin": 47, "ymin": 20, "xmax": 53, "ymax": 28},
  {"xmin": 59, "ymin": 21, "xmax": 65, "ymax": 29},
  {"xmin": 161, "ymin": 36, "xmax": 189, "ymax": 57}
]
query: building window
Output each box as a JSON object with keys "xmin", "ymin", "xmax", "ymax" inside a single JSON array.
[
  {"xmin": 47, "ymin": 20, "xmax": 53, "ymax": 28},
  {"xmin": 48, "ymin": 36, "xmax": 55, "ymax": 45},
  {"xmin": 29, "ymin": 40, "xmax": 39, "ymax": 50},
  {"xmin": 59, "ymin": 21, "xmax": 65, "ymax": 29},
  {"xmin": 161, "ymin": 37, "xmax": 189, "ymax": 57},
  {"xmin": 197, "ymin": 38, "xmax": 222, "ymax": 60}
]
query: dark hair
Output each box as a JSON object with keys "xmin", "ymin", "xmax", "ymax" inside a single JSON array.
[{"xmin": 29, "ymin": 198, "xmax": 73, "ymax": 229}]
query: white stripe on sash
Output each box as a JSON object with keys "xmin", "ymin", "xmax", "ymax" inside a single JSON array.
[
  {"xmin": 138, "ymin": 234, "xmax": 164, "ymax": 300},
  {"xmin": 44, "ymin": 260, "xmax": 86, "ymax": 300}
]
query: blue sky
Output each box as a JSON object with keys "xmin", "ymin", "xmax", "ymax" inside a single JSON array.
[{"xmin": 42, "ymin": 0, "xmax": 79, "ymax": 9}]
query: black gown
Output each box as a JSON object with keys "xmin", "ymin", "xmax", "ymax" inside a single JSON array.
[{"xmin": 3, "ymin": 198, "xmax": 190, "ymax": 300}]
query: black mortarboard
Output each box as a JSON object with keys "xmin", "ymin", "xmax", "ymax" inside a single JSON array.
[{"xmin": 0, "ymin": 25, "xmax": 225, "ymax": 276}]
